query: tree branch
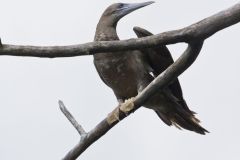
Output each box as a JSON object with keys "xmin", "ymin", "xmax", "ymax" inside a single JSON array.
[
  {"xmin": 60, "ymin": 41, "xmax": 203, "ymax": 160},
  {"xmin": 0, "ymin": 3, "xmax": 239, "ymax": 58},
  {"xmin": 59, "ymin": 100, "xmax": 86, "ymax": 136}
]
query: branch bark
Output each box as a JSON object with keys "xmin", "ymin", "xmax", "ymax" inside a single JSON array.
[{"xmin": 0, "ymin": 3, "xmax": 239, "ymax": 57}]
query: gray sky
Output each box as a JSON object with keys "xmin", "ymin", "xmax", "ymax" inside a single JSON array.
[{"xmin": 0, "ymin": 0, "xmax": 240, "ymax": 159}]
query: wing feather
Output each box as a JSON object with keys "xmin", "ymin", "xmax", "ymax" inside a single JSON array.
[{"xmin": 133, "ymin": 26, "xmax": 192, "ymax": 112}]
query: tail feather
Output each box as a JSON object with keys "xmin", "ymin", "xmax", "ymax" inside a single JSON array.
[
  {"xmin": 178, "ymin": 99, "xmax": 197, "ymax": 115},
  {"xmin": 155, "ymin": 108, "xmax": 209, "ymax": 135},
  {"xmin": 155, "ymin": 111, "xmax": 172, "ymax": 126}
]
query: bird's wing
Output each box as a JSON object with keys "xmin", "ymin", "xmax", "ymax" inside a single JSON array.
[
  {"xmin": 133, "ymin": 26, "xmax": 188, "ymax": 108},
  {"xmin": 93, "ymin": 60, "xmax": 110, "ymax": 87}
]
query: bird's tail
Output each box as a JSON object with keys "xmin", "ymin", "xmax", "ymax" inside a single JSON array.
[{"xmin": 155, "ymin": 106, "xmax": 209, "ymax": 135}]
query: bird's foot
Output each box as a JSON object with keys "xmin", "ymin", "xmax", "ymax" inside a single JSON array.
[
  {"xmin": 107, "ymin": 97, "xmax": 135, "ymax": 125},
  {"xmin": 119, "ymin": 97, "xmax": 135, "ymax": 115}
]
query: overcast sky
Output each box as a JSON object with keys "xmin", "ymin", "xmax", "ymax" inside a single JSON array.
[{"xmin": 0, "ymin": 0, "xmax": 240, "ymax": 160}]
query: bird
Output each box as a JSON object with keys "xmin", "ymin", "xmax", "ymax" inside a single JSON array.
[{"xmin": 93, "ymin": 1, "xmax": 208, "ymax": 134}]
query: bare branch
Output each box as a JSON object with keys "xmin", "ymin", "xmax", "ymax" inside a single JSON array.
[
  {"xmin": 61, "ymin": 41, "xmax": 203, "ymax": 160},
  {"xmin": 0, "ymin": 3, "xmax": 239, "ymax": 58},
  {"xmin": 59, "ymin": 100, "xmax": 86, "ymax": 136}
]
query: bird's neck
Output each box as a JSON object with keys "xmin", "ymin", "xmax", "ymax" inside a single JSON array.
[
  {"xmin": 94, "ymin": 18, "xmax": 123, "ymax": 60},
  {"xmin": 94, "ymin": 18, "xmax": 119, "ymax": 41}
]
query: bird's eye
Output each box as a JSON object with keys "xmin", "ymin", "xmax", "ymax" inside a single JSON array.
[{"xmin": 119, "ymin": 4, "xmax": 124, "ymax": 8}]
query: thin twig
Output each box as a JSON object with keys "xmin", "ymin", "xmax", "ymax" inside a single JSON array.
[{"xmin": 59, "ymin": 100, "xmax": 86, "ymax": 136}]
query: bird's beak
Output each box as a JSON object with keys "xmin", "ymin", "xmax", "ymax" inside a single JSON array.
[{"xmin": 118, "ymin": 1, "xmax": 155, "ymax": 18}]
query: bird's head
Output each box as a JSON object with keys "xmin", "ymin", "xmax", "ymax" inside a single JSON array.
[{"xmin": 99, "ymin": 1, "xmax": 154, "ymax": 27}]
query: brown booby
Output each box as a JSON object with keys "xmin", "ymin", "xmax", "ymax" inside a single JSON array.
[{"xmin": 94, "ymin": 2, "xmax": 208, "ymax": 134}]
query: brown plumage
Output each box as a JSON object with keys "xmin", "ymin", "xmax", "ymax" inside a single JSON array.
[{"xmin": 94, "ymin": 2, "xmax": 208, "ymax": 134}]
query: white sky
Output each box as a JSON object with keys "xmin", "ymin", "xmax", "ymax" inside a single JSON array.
[{"xmin": 0, "ymin": 0, "xmax": 240, "ymax": 159}]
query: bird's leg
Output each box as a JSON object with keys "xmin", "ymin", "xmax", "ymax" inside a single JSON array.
[
  {"xmin": 107, "ymin": 98, "xmax": 135, "ymax": 125},
  {"xmin": 119, "ymin": 97, "xmax": 135, "ymax": 116},
  {"xmin": 106, "ymin": 97, "xmax": 124, "ymax": 124},
  {"xmin": 117, "ymin": 99, "xmax": 124, "ymax": 104},
  {"xmin": 118, "ymin": 97, "xmax": 135, "ymax": 116}
]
